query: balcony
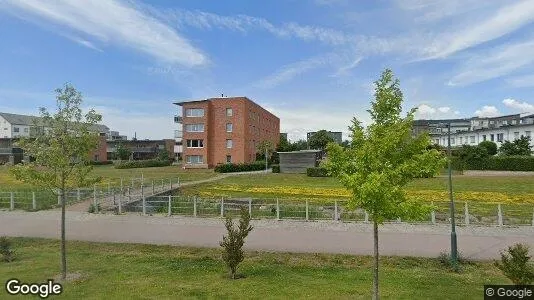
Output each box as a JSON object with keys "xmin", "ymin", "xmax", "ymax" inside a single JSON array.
[
  {"xmin": 174, "ymin": 130, "xmax": 183, "ymax": 139},
  {"xmin": 174, "ymin": 116, "xmax": 183, "ymax": 123}
]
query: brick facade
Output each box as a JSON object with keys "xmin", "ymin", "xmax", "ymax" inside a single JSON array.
[{"xmin": 177, "ymin": 97, "xmax": 280, "ymax": 168}]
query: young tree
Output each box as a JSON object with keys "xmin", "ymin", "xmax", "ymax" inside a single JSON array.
[
  {"xmin": 220, "ymin": 207, "xmax": 253, "ymax": 279},
  {"xmin": 499, "ymin": 136, "xmax": 533, "ymax": 156},
  {"xmin": 325, "ymin": 69, "xmax": 445, "ymax": 299},
  {"xmin": 308, "ymin": 130, "xmax": 335, "ymax": 150},
  {"xmin": 495, "ymin": 243, "xmax": 534, "ymax": 285},
  {"xmin": 114, "ymin": 143, "xmax": 131, "ymax": 161},
  {"xmin": 10, "ymin": 83, "xmax": 102, "ymax": 280}
]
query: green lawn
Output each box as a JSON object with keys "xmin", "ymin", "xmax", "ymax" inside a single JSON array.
[{"xmin": 0, "ymin": 238, "xmax": 508, "ymax": 299}]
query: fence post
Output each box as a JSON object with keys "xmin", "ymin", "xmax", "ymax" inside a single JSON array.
[
  {"xmin": 118, "ymin": 192, "xmax": 122, "ymax": 214},
  {"xmin": 131, "ymin": 178, "xmax": 134, "ymax": 189},
  {"xmin": 220, "ymin": 197, "xmax": 224, "ymax": 218},
  {"xmin": 152, "ymin": 180, "xmax": 155, "ymax": 194},
  {"xmin": 248, "ymin": 199, "xmax": 252, "ymax": 217},
  {"xmin": 142, "ymin": 184, "xmax": 146, "ymax": 216},
  {"xmin": 57, "ymin": 193, "xmax": 61, "ymax": 205},
  {"xmin": 120, "ymin": 178, "xmax": 123, "ymax": 193},
  {"xmin": 77, "ymin": 188, "xmax": 81, "ymax": 202},
  {"xmin": 464, "ymin": 202, "xmax": 470, "ymax": 226},
  {"xmin": 276, "ymin": 198, "xmax": 280, "ymax": 220},
  {"xmin": 193, "ymin": 196, "xmax": 197, "ymax": 217},
  {"xmin": 161, "ymin": 179, "xmax": 164, "ymax": 191},
  {"xmin": 177, "ymin": 178, "xmax": 180, "ymax": 188},
  {"xmin": 32, "ymin": 191, "xmax": 36, "ymax": 210},
  {"xmin": 396, "ymin": 217, "xmax": 401, "ymax": 223},
  {"xmin": 10, "ymin": 192, "xmax": 14, "ymax": 210},
  {"xmin": 170, "ymin": 178, "xmax": 173, "ymax": 190},
  {"xmin": 93, "ymin": 184, "xmax": 98, "ymax": 213},
  {"xmin": 168, "ymin": 195, "xmax": 172, "ymax": 217},
  {"xmin": 364, "ymin": 210, "xmax": 369, "ymax": 223},
  {"xmin": 498, "ymin": 204, "xmax": 503, "ymax": 226},
  {"xmin": 334, "ymin": 200, "xmax": 339, "ymax": 221},
  {"xmin": 305, "ymin": 200, "xmax": 309, "ymax": 221},
  {"xmin": 431, "ymin": 202, "xmax": 436, "ymax": 224}
]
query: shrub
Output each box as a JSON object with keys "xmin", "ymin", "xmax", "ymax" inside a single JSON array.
[
  {"xmin": 88, "ymin": 203, "xmax": 101, "ymax": 213},
  {"xmin": 495, "ymin": 243, "xmax": 534, "ymax": 285},
  {"xmin": 464, "ymin": 156, "xmax": 534, "ymax": 171},
  {"xmin": 214, "ymin": 162, "xmax": 265, "ymax": 173},
  {"xmin": 307, "ymin": 167, "xmax": 330, "ymax": 177},
  {"xmin": 89, "ymin": 160, "xmax": 113, "ymax": 166},
  {"xmin": 479, "ymin": 141, "xmax": 498, "ymax": 156},
  {"xmin": 0, "ymin": 236, "xmax": 14, "ymax": 262},
  {"xmin": 272, "ymin": 165, "xmax": 280, "ymax": 173},
  {"xmin": 438, "ymin": 251, "xmax": 473, "ymax": 272},
  {"xmin": 220, "ymin": 207, "xmax": 253, "ymax": 279},
  {"xmin": 114, "ymin": 159, "xmax": 172, "ymax": 169}
]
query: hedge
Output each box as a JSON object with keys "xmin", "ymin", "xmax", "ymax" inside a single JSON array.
[
  {"xmin": 306, "ymin": 167, "xmax": 330, "ymax": 177},
  {"xmin": 463, "ymin": 156, "xmax": 534, "ymax": 171},
  {"xmin": 272, "ymin": 165, "xmax": 280, "ymax": 173},
  {"xmin": 214, "ymin": 161, "xmax": 266, "ymax": 173},
  {"xmin": 89, "ymin": 160, "xmax": 113, "ymax": 166},
  {"xmin": 114, "ymin": 159, "xmax": 172, "ymax": 169}
]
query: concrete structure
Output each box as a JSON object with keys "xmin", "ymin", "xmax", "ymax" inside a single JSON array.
[
  {"xmin": 307, "ymin": 131, "xmax": 343, "ymax": 145},
  {"xmin": 107, "ymin": 139, "xmax": 175, "ymax": 161},
  {"xmin": 428, "ymin": 113, "xmax": 534, "ymax": 149},
  {"xmin": 278, "ymin": 150, "xmax": 322, "ymax": 173},
  {"xmin": 174, "ymin": 97, "xmax": 280, "ymax": 168}
]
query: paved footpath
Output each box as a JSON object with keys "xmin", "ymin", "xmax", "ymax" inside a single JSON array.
[{"xmin": 1, "ymin": 210, "xmax": 533, "ymax": 260}]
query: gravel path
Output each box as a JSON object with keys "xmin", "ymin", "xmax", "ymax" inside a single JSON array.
[
  {"xmin": 2, "ymin": 210, "xmax": 533, "ymax": 260},
  {"xmin": 463, "ymin": 170, "xmax": 534, "ymax": 176}
]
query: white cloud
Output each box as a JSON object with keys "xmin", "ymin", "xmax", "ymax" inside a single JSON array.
[
  {"xmin": 448, "ymin": 40, "xmax": 534, "ymax": 86},
  {"xmin": 1, "ymin": 0, "xmax": 207, "ymax": 67},
  {"xmin": 415, "ymin": 104, "xmax": 458, "ymax": 119},
  {"xmin": 474, "ymin": 106, "xmax": 500, "ymax": 118},
  {"xmin": 506, "ymin": 74, "xmax": 534, "ymax": 88},
  {"xmin": 419, "ymin": 1, "xmax": 534, "ymax": 59},
  {"xmin": 396, "ymin": 0, "xmax": 492, "ymax": 23},
  {"xmin": 502, "ymin": 98, "xmax": 534, "ymax": 113},
  {"xmin": 330, "ymin": 57, "xmax": 362, "ymax": 77}
]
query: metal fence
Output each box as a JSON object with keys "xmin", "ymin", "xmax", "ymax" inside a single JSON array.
[{"xmin": 105, "ymin": 195, "xmax": 534, "ymax": 227}]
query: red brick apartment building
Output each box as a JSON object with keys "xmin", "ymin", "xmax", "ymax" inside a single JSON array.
[{"xmin": 174, "ymin": 97, "xmax": 280, "ymax": 168}]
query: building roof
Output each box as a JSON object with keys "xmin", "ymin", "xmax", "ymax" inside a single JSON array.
[{"xmin": 0, "ymin": 112, "xmax": 109, "ymax": 133}]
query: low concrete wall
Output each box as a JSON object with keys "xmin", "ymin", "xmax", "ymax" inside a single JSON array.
[{"xmin": 278, "ymin": 151, "xmax": 320, "ymax": 173}]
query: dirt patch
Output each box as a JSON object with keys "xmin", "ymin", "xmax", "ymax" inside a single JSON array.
[
  {"xmin": 53, "ymin": 272, "xmax": 85, "ymax": 283},
  {"xmin": 463, "ymin": 170, "xmax": 534, "ymax": 177}
]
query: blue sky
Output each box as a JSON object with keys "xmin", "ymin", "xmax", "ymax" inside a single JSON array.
[{"xmin": 1, "ymin": 0, "xmax": 534, "ymax": 141}]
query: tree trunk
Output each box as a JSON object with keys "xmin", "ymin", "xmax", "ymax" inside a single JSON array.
[
  {"xmin": 61, "ymin": 188, "xmax": 67, "ymax": 280},
  {"xmin": 373, "ymin": 220, "xmax": 379, "ymax": 300}
]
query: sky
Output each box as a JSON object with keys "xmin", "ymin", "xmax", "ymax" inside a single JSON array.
[{"xmin": 1, "ymin": 0, "xmax": 534, "ymax": 141}]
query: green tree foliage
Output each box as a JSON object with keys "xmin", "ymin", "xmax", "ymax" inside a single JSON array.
[
  {"xmin": 459, "ymin": 144, "xmax": 489, "ymax": 163},
  {"xmin": 308, "ymin": 130, "xmax": 335, "ymax": 150},
  {"xmin": 499, "ymin": 136, "xmax": 533, "ymax": 156},
  {"xmin": 114, "ymin": 143, "xmax": 131, "ymax": 161},
  {"xmin": 220, "ymin": 207, "xmax": 253, "ymax": 279},
  {"xmin": 495, "ymin": 243, "xmax": 534, "ymax": 285},
  {"xmin": 325, "ymin": 69, "xmax": 445, "ymax": 299},
  {"xmin": 276, "ymin": 135, "xmax": 292, "ymax": 152},
  {"xmin": 341, "ymin": 140, "xmax": 351, "ymax": 149},
  {"xmin": 157, "ymin": 149, "xmax": 171, "ymax": 161},
  {"xmin": 478, "ymin": 140, "xmax": 497, "ymax": 156},
  {"xmin": 10, "ymin": 83, "xmax": 102, "ymax": 279}
]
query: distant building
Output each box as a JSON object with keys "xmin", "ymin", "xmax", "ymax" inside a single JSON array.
[
  {"xmin": 107, "ymin": 139, "xmax": 175, "ymax": 161},
  {"xmin": 174, "ymin": 96, "xmax": 280, "ymax": 168},
  {"xmin": 306, "ymin": 131, "xmax": 343, "ymax": 145}
]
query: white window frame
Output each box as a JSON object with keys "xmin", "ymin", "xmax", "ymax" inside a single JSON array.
[
  {"xmin": 13, "ymin": 127, "xmax": 19, "ymax": 133},
  {"xmin": 185, "ymin": 108, "xmax": 204, "ymax": 117},
  {"xmin": 226, "ymin": 108, "xmax": 233, "ymax": 117},
  {"xmin": 226, "ymin": 155, "xmax": 232, "ymax": 163},
  {"xmin": 186, "ymin": 139, "xmax": 204, "ymax": 148},
  {"xmin": 226, "ymin": 123, "xmax": 233, "ymax": 132},
  {"xmin": 186, "ymin": 155, "xmax": 203, "ymax": 164},
  {"xmin": 226, "ymin": 139, "xmax": 233, "ymax": 149},
  {"xmin": 185, "ymin": 123, "xmax": 205, "ymax": 132}
]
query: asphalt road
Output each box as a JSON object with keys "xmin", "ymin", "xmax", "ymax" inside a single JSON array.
[{"xmin": 2, "ymin": 211, "xmax": 533, "ymax": 260}]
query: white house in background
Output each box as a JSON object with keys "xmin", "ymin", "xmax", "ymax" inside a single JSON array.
[
  {"xmin": 435, "ymin": 112, "xmax": 534, "ymax": 149},
  {"xmin": 0, "ymin": 112, "xmax": 111, "ymax": 139}
]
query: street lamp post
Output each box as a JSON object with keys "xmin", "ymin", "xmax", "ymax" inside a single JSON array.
[{"xmin": 446, "ymin": 123, "xmax": 458, "ymax": 264}]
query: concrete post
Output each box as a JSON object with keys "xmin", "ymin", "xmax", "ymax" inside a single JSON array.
[
  {"xmin": 168, "ymin": 195, "xmax": 172, "ymax": 217},
  {"xmin": 32, "ymin": 191, "xmax": 36, "ymax": 210},
  {"xmin": 396, "ymin": 217, "xmax": 401, "ymax": 223},
  {"xmin": 193, "ymin": 196, "xmax": 197, "ymax": 217},
  {"xmin": 364, "ymin": 210, "xmax": 369, "ymax": 223},
  {"xmin": 118, "ymin": 193, "xmax": 122, "ymax": 214},
  {"xmin": 220, "ymin": 197, "xmax": 224, "ymax": 217},
  {"xmin": 141, "ymin": 184, "xmax": 146, "ymax": 215},
  {"xmin": 10, "ymin": 192, "xmax": 14, "ymax": 210},
  {"xmin": 170, "ymin": 179, "xmax": 172, "ymax": 190},
  {"xmin": 127, "ymin": 187, "xmax": 131, "ymax": 203},
  {"xmin": 276, "ymin": 198, "xmax": 280, "ymax": 220},
  {"xmin": 334, "ymin": 201, "xmax": 338, "ymax": 221},
  {"xmin": 161, "ymin": 179, "xmax": 164, "ymax": 191},
  {"xmin": 177, "ymin": 178, "xmax": 180, "ymax": 188},
  {"xmin": 57, "ymin": 193, "xmax": 61, "ymax": 205},
  {"xmin": 305, "ymin": 200, "xmax": 309, "ymax": 221},
  {"xmin": 142, "ymin": 195, "xmax": 146, "ymax": 216},
  {"xmin": 464, "ymin": 202, "xmax": 470, "ymax": 226},
  {"xmin": 112, "ymin": 191, "xmax": 116, "ymax": 205},
  {"xmin": 93, "ymin": 185, "xmax": 98, "ymax": 213},
  {"xmin": 248, "ymin": 199, "xmax": 252, "ymax": 217},
  {"xmin": 120, "ymin": 178, "xmax": 123, "ymax": 194},
  {"xmin": 77, "ymin": 188, "xmax": 81, "ymax": 202},
  {"xmin": 152, "ymin": 180, "xmax": 155, "ymax": 194},
  {"xmin": 498, "ymin": 204, "xmax": 503, "ymax": 226},
  {"xmin": 431, "ymin": 210, "xmax": 436, "ymax": 225}
]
